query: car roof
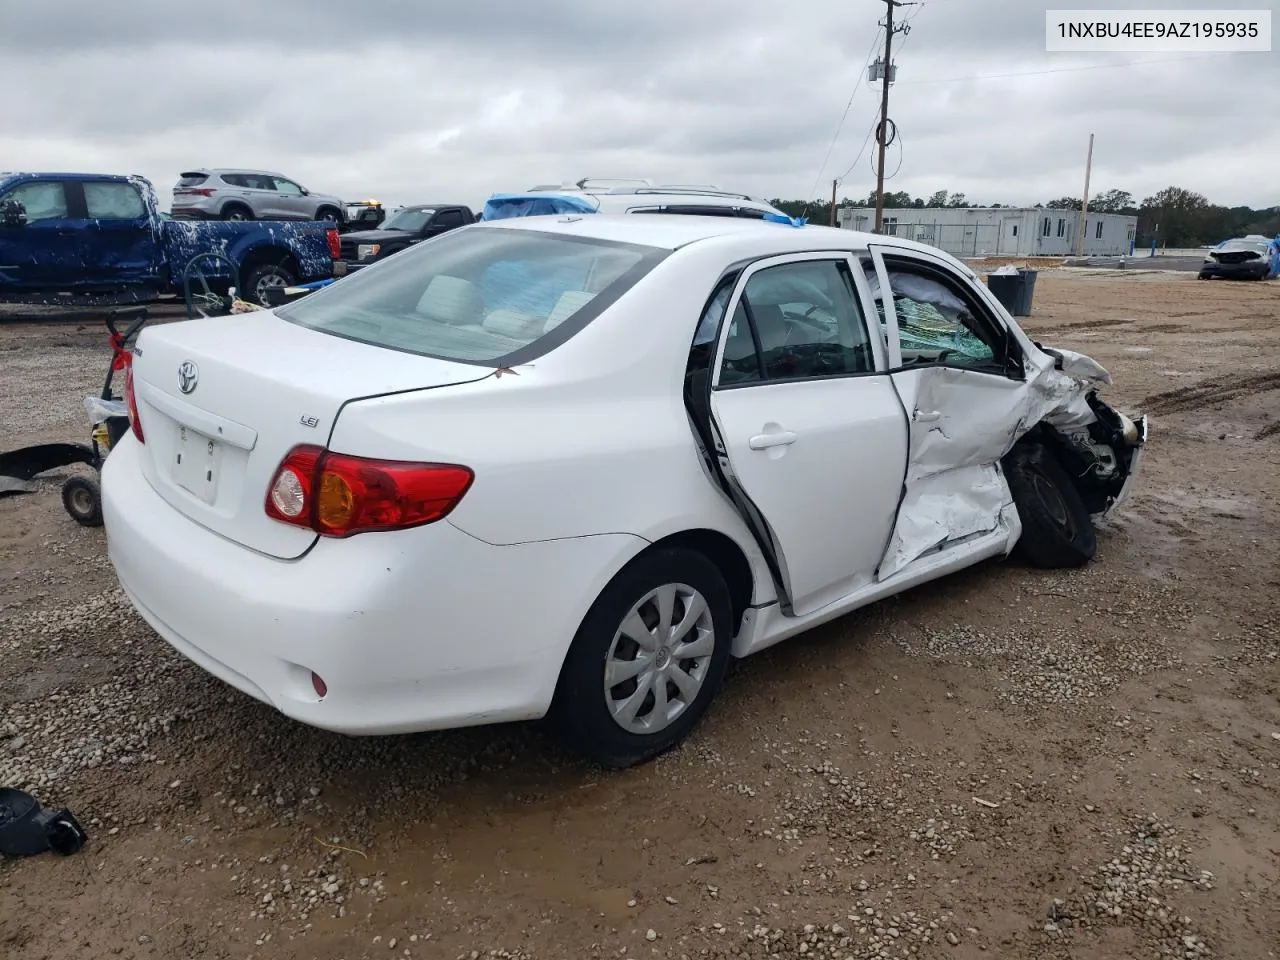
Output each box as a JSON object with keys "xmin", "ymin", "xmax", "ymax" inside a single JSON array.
[
  {"xmin": 476, "ymin": 213, "xmax": 963, "ymax": 263},
  {"xmin": 204, "ymin": 168, "xmax": 289, "ymax": 177}
]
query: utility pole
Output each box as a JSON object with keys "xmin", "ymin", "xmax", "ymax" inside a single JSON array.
[
  {"xmin": 873, "ymin": 0, "xmax": 909, "ymax": 233},
  {"xmin": 830, "ymin": 178, "xmax": 838, "ymax": 227},
  {"xmin": 1074, "ymin": 133, "xmax": 1094, "ymax": 257}
]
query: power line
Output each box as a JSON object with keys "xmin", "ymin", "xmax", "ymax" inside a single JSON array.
[
  {"xmin": 806, "ymin": 25, "xmax": 886, "ymax": 200},
  {"xmin": 898, "ymin": 52, "xmax": 1234, "ymax": 85},
  {"xmin": 872, "ymin": 0, "xmax": 920, "ymax": 231}
]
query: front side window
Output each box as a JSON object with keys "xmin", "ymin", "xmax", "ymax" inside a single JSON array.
[
  {"xmin": 84, "ymin": 181, "xmax": 146, "ymax": 220},
  {"xmin": 864, "ymin": 259, "xmax": 1018, "ymax": 374},
  {"xmin": 716, "ymin": 259, "xmax": 875, "ymax": 387},
  {"xmin": 273, "ymin": 178, "xmax": 304, "ymax": 195},
  {"xmin": 433, "ymin": 209, "xmax": 466, "ymax": 228},
  {"xmin": 2, "ymin": 182, "xmax": 69, "ymax": 221},
  {"xmin": 277, "ymin": 227, "xmax": 666, "ymax": 364}
]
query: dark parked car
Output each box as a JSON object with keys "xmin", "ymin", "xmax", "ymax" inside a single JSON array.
[
  {"xmin": 0, "ymin": 172, "xmax": 339, "ymax": 307},
  {"xmin": 338, "ymin": 204, "xmax": 475, "ymax": 268},
  {"xmin": 1199, "ymin": 236, "xmax": 1279, "ymax": 281}
]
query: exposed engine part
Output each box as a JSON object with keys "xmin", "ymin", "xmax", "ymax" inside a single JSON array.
[{"xmin": 1065, "ymin": 430, "xmax": 1118, "ymax": 479}]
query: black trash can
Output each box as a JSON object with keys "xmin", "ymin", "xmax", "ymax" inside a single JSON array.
[{"xmin": 986, "ymin": 268, "xmax": 1038, "ymax": 317}]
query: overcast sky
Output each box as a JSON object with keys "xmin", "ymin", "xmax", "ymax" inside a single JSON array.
[{"xmin": 2, "ymin": 0, "xmax": 1276, "ymax": 211}]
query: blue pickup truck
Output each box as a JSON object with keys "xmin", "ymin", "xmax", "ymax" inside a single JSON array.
[{"xmin": 0, "ymin": 172, "xmax": 340, "ymax": 307}]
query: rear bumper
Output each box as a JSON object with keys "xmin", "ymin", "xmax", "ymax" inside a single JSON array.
[
  {"xmin": 1199, "ymin": 260, "xmax": 1269, "ymax": 279},
  {"xmin": 101, "ymin": 435, "xmax": 643, "ymax": 736}
]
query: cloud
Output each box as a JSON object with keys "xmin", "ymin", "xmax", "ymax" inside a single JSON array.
[{"xmin": 1, "ymin": 0, "xmax": 1275, "ymax": 210}]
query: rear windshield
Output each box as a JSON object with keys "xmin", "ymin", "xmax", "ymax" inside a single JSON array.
[
  {"xmin": 276, "ymin": 226, "xmax": 667, "ymax": 365},
  {"xmin": 177, "ymin": 173, "xmax": 208, "ymax": 187}
]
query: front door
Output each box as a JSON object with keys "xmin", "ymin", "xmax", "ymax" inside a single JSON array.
[
  {"xmin": 863, "ymin": 244, "xmax": 1030, "ymax": 579},
  {"xmin": 998, "ymin": 218, "xmax": 1020, "ymax": 255},
  {"xmin": 708, "ymin": 252, "xmax": 909, "ymax": 617},
  {"xmin": 0, "ymin": 180, "xmax": 78, "ymax": 290},
  {"xmin": 271, "ymin": 177, "xmax": 310, "ymax": 219}
]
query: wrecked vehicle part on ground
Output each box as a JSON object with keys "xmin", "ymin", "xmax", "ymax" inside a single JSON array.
[
  {"xmin": 0, "ymin": 172, "xmax": 339, "ymax": 307},
  {"xmin": 0, "ymin": 788, "xmax": 88, "ymax": 858},
  {"xmin": 100, "ymin": 216, "xmax": 1147, "ymax": 770}
]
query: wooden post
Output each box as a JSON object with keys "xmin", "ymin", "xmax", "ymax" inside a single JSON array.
[{"xmin": 1075, "ymin": 133, "xmax": 1094, "ymax": 257}]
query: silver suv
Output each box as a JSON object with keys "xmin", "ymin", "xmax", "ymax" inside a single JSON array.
[{"xmin": 171, "ymin": 169, "xmax": 346, "ymax": 224}]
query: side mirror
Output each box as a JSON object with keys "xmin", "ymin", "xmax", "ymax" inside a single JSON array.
[
  {"xmin": 299, "ymin": 187, "xmax": 310, "ymax": 196},
  {"xmin": 1, "ymin": 199, "xmax": 27, "ymax": 227}
]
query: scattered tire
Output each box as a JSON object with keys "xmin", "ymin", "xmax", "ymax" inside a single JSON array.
[
  {"xmin": 61, "ymin": 475, "xmax": 103, "ymax": 527},
  {"xmin": 221, "ymin": 204, "xmax": 253, "ymax": 222},
  {"xmin": 1004, "ymin": 441, "xmax": 1097, "ymax": 568},
  {"xmin": 243, "ymin": 263, "xmax": 297, "ymax": 307},
  {"xmin": 551, "ymin": 548, "xmax": 734, "ymax": 768}
]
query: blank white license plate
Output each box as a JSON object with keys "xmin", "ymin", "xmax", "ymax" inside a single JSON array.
[{"xmin": 173, "ymin": 425, "xmax": 220, "ymax": 504}]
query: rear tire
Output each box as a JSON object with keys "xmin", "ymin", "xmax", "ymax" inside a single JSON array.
[
  {"xmin": 551, "ymin": 548, "xmax": 734, "ymax": 768},
  {"xmin": 62, "ymin": 475, "xmax": 103, "ymax": 527},
  {"xmin": 221, "ymin": 204, "xmax": 253, "ymax": 222},
  {"xmin": 1004, "ymin": 442, "xmax": 1096, "ymax": 568},
  {"xmin": 243, "ymin": 263, "xmax": 297, "ymax": 307}
]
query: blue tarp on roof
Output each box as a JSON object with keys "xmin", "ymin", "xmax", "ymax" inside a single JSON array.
[{"xmin": 479, "ymin": 193, "xmax": 599, "ymax": 221}]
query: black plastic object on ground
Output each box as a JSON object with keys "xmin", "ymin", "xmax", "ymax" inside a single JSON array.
[
  {"xmin": 987, "ymin": 268, "xmax": 1038, "ymax": 317},
  {"xmin": 0, "ymin": 787, "xmax": 88, "ymax": 857}
]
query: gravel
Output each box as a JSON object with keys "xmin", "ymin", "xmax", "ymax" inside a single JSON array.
[{"xmin": 1043, "ymin": 817, "xmax": 1215, "ymax": 957}]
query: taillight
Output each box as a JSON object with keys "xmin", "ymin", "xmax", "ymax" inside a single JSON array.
[
  {"xmin": 123, "ymin": 361, "xmax": 145, "ymax": 443},
  {"xmin": 265, "ymin": 445, "xmax": 473, "ymax": 537},
  {"xmin": 325, "ymin": 228, "xmax": 341, "ymax": 259}
]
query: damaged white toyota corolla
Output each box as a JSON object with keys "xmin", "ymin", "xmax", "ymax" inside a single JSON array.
[{"xmin": 101, "ymin": 214, "xmax": 1148, "ymax": 768}]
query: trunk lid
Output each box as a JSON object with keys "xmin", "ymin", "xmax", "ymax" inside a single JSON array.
[{"xmin": 129, "ymin": 312, "xmax": 491, "ymax": 559}]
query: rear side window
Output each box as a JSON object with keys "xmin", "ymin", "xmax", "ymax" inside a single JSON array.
[
  {"xmin": 717, "ymin": 259, "xmax": 875, "ymax": 386},
  {"xmin": 434, "ymin": 209, "xmax": 466, "ymax": 228},
  {"xmin": 84, "ymin": 181, "xmax": 146, "ymax": 220},
  {"xmin": 277, "ymin": 227, "xmax": 668, "ymax": 365},
  {"xmin": 2, "ymin": 182, "xmax": 68, "ymax": 221}
]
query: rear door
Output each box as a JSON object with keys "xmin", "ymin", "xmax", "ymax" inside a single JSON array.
[
  {"xmin": 425, "ymin": 208, "xmax": 467, "ymax": 238},
  {"xmin": 0, "ymin": 179, "xmax": 80, "ymax": 289},
  {"xmin": 75, "ymin": 179, "xmax": 164, "ymax": 287},
  {"xmin": 707, "ymin": 252, "xmax": 908, "ymax": 617},
  {"xmin": 863, "ymin": 244, "xmax": 1030, "ymax": 580},
  {"xmin": 223, "ymin": 173, "xmax": 275, "ymax": 218}
]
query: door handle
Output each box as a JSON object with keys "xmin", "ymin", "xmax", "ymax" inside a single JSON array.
[
  {"xmin": 748, "ymin": 430, "xmax": 797, "ymax": 450},
  {"xmin": 915, "ymin": 409, "xmax": 942, "ymax": 423}
]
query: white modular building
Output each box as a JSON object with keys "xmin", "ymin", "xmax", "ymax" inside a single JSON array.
[{"xmin": 836, "ymin": 206, "xmax": 1138, "ymax": 258}]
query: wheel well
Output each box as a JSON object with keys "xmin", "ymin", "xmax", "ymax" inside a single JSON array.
[
  {"xmin": 220, "ymin": 200, "xmax": 251, "ymax": 216},
  {"xmin": 645, "ymin": 529, "xmax": 754, "ymax": 634},
  {"xmin": 314, "ymin": 204, "xmax": 341, "ymax": 220},
  {"xmin": 239, "ymin": 246, "xmax": 300, "ymax": 282}
]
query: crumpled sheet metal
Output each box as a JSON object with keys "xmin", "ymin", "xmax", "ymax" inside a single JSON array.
[{"xmin": 879, "ymin": 344, "xmax": 1115, "ymax": 579}]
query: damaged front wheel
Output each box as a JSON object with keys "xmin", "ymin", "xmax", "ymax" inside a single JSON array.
[{"xmin": 1004, "ymin": 442, "xmax": 1097, "ymax": 568}]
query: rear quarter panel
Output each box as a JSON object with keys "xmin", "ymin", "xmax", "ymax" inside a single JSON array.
[{"xmin": 160, "ymin": 219, "xmax": 334, "ymax": 287}]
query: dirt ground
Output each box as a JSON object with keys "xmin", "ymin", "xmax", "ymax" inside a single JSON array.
[{"xmin": 2, "ymin": 271, "xmax": 1278, "ymax": 960}]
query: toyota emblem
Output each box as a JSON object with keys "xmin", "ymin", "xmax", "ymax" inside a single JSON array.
[{"xmin": 177, "ymin": 360, "xmax": 199, "ymax": 394}]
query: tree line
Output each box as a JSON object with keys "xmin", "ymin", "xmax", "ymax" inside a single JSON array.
[{"xmin": 769, "ymin": 187, "xmax": 1280, "ymax": 247}]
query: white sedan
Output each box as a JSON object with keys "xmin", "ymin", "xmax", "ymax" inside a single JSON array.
[{"xmin": 102, "ymin": 214, "xmax": 1148, "ymax": 768}]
